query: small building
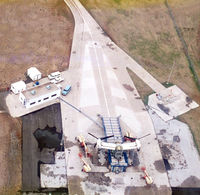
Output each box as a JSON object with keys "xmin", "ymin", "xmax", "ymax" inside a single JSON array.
[
  {"xmin": 11, "ymin": 80, "xmax": 26, "ymax": 94},
  {"xmin": 27, "ymin": 67, "xmax": 42, "ymax": 81},
  {"xmin": 19, "ymin": 82, "xmax": 60, "ymax": 108}
]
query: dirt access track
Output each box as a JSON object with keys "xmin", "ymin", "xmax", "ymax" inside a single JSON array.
[{"xmin": 0, "ymin": 0, "xmax": 74, "ymax": 89}]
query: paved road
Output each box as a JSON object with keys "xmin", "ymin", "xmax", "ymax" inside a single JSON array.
[{"xmin": 61, "ymin": 0, "xmax": 171, "ymax": 194}]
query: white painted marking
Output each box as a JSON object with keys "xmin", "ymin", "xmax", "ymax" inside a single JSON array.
[
  {"xmin": 106, "ymin": 69, "xmax": 118, "ymax": 81},
  {"xmin": 111, "ymin": 87, "xmax": 127, "ymax": 99},
  {"xmin": 104, "ymin": 55, "xmax": 127, "ymax": 100},
  {"xmin": 82, "ymin": 18, "xmax": 111, "ymax": 116},
  {"xmin": 80, "ymin": 44, "xmax": 99, "ymax": 107}
]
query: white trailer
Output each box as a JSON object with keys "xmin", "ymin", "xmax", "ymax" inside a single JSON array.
[
  {"xmin": 27, "ymin": 67, "xmax": 42, "ymax": 81},
  {"xmin": 11, "ymin": 80, "xmax": 26, "ymax": 94},
  {"xmin": 19, "ymin": 82, "xmax": 61, "ymax": 108}
]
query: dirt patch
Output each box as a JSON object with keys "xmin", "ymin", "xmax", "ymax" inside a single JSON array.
[
  {"xmin": 85, "ymin": 172, "xmax": 111, "ymax": 186},
  {"xmin": 160, "ymin": 144, "xmax": 172, "ymax": 159},
  {"xmin": 159, "ymin": 129, "xmax": 166, "ymax": 135},
  {"xmin": 65, "ymin": 140, "xmax": 75, "ymax": 148},
  {"xmin": 0, "ymin": 113, "xmax": 22, "ymax": 195},
  {"xmin": 0, "ymin": 0, "xmax": 74, "ymax": 89},
  {"xmin": 68, "ymin": 176, "xmax": 84, "ymax": 195},
  {"xmin": 154, "ymin": 160, "xmax": 166, "ymax": 173},
  {"xmin": 181, "ymin": 176, "xmax": 200, "ymax": 188},
  {"xmin": 123, "ymin": 84, "xmax": 134, "ymax": 91},
  {"xmin": 125, "ymin": 185, "xmax": 171, "ymax": 195}
]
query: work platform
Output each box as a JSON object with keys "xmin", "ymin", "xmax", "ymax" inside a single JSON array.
[{"xmin": 101, "ymin": 116, "xmax": 123, "ymax": 143}]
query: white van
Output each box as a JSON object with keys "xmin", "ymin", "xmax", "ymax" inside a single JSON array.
[{"xmin": 48, "ymin": 71, "xmax": 61, "ymax": 80}]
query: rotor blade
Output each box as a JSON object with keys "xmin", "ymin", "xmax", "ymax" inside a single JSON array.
[
  {"xmin": 124, "ymin": 136, "xmax": 136, "ymax": 141},
  {"xmin": 138, "ymin": 133, "xmax": 151, "ymax": 140},
  {"xmin": 101, "ymin": 135, "xmax": 114, "ymax": 140},
  {"xmin": 85, "ymin": 142, "xmax": 93, "ymax": 145},
  {"xmin": 94, "ymin": 143, "xmax": 97, "ymax": 148},
  {"xmin": 88, "ymin": 132, "xmax": 98, "ymax": 139}
]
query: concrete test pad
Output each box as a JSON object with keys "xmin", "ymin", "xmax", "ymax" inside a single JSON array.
[{"xmin": 148, "ymin": 85, "xmax": 199, "ymax": 121}]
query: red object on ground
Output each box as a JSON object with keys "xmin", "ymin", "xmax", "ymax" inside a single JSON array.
[
  {"xmin": 87, "ymin": 152, "xmax": 92, "ymax": 158},
  {"xmin": 78, "ymin": 153, "xmax": 83, "ymax": 158},
  {"xmin": 141, "ymin": 166, "xmax": 146, "ymax": 171}
]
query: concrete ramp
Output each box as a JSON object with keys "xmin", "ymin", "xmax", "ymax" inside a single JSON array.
[{"xmin": 148, "ymin": 85, "xmax": 199, "ymax": 121}]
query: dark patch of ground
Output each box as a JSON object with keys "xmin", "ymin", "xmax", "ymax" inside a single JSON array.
[
  {"xmin": 65, "ymin": 139, "xmax": 75, "ymax": 148},
  {"xmin": 106, "ymin": 42, "xmax": 115, "ymax": 50},
  {"xmin": 163, "ymin": 158, "xmax": 171, "ymax": 171},
  {"xmin": 173, "ymin": 135, "xmax": 180, "ymax": 142},
  {"xmin": 68, "ymin": 176, "xmax": 84, "ymax": 195},
  {"xmin": 154, "ymin": 159, "xmax": 166, "ymax": 173},
  {"xmin": 159, "ymin": 144, "xmax": 172, "ymax": 159},
  {"xmin": 34, "ymin": 125, "xmax": 62, "ymax": 151},
  {"xmin": 130, "ymin": 150, "xmax": 140, "ymax": 167},
  {"xmin": 157, "ymin": 104, "xmax": 170, "ymax": 115},
  {"xmin": 0, "ymin": 91, "xmax": 8, "ymax": 111},
  {"xmin": 123, "ymin": 84, "xmax": 134, "ymax": 91},
  {"xmin": 85, "ymin": 172, "xmax": 111, "ymax": 186},
  {"xmin": 125, "ymin": 185, "xmax": 171, "ymax": 195},
  {"xmin": 181, "ymin": 176, "xmax": 200, "ymax": 188},
  {"xmin": 158, "ymin": 129, "xmax": 166, "ymax": 135}
]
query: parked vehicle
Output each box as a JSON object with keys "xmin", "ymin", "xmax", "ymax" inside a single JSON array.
[
  {"xmin": 48, "ymin": 71, "xmax": 61, "ymax": 80},
  {"xmin": 50, "ymin": 77, "xmax": 64, "ymax": 84},
  {"xmin": 62, "ymin": 85, "xmax": 71, "ymax": 96}
]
